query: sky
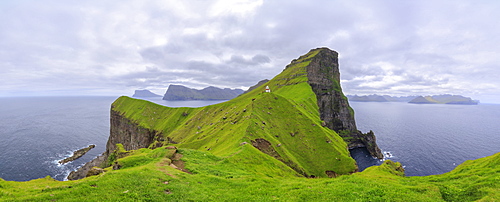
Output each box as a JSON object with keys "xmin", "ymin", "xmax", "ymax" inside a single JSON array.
[{"xmin": 1, "ymin": 0, "xmax": 499, "ymax": 103}]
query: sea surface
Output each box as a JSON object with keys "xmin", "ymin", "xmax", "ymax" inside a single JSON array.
[
  {"xmin": 0, "ymin": 97, "xmax": 499, "ymax": 181},
  {"xmin": 0, "ymin": 96, "xmax": 226, "ymax": 181},
  {"xmin": 350, "ymin": 102, "xmax": 500, "ymax": 176}
]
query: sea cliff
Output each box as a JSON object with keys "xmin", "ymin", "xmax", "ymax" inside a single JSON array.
[
  {"xmin": 71, "ymin": 47, "xmax": 374, "ymax": 179},
  {"xmin": 303, "ymin": 48, "xmax": 383, "ymax": 159},
  {"xmin": 68, "ymin": 110, "xmax": 164, "ymax": 180}
]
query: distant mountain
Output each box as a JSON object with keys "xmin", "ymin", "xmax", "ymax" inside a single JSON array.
[
  {"xmin": 163, "ymin": 85, "xmax": 244, "ymax": 100},
  {"xmin": 347, "ymin": 94, "xmax": 389, "ymax": 102},
  {"xmin": 347, "ymin": 94, "xmax": 417, "ymax": 102},
  {"xmin": 383, "ymin": 95, "xmax": 417, "ymax": 102},
  {"xmin": 132, "ymin": 90, "xmax": 162, "ymax": 97},
  {"xmin": 409, "ymin": 94, "xmax": 479, "ymax": 105}
]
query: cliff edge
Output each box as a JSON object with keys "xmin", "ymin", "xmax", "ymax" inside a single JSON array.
[{"xmin": 302, "ymin": 48, "xmax": 383, "ymax": 159}]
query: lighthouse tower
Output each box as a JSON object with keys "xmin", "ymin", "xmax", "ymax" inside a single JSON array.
[{"xmin": 265, "ymin": 86, "xmax": 270, "ymax": 93}]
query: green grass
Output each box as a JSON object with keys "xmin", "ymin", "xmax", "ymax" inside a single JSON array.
[
  {"xmin": 1, "ymin": 147, "xmax": 499, "ymax": 201},
  {"xmin": 1, "ymin": 48, "xmax": 499, "ymax": 201}
]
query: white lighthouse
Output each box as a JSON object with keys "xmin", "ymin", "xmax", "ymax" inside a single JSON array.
[{"xmin": 265, "ymin": 86, "xmax": 271, "ymax": 93}]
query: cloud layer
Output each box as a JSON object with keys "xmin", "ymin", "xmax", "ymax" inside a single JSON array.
[{"xmin": 1, "ymin": 0, "xmax": 499, "ymax": 103}]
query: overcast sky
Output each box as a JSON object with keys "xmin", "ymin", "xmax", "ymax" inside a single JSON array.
[{"xmin": 1, "ymin": 0, "xmax": 499, "ymax": 103}]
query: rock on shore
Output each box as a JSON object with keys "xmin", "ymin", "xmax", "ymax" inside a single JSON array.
[{"xmin": 59, "ymin": 145, "xmax": 95, "ymax": 164}]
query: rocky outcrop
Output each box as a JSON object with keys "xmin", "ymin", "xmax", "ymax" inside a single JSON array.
[
  {"xmin": 163, "ymin": 85, "xmax": 244, "ymax": 100},
  {"xmin": 105, "ymin": 109, "xmax": 163, "ymax": 156},
  {"xmin": 132, "ymin": 90, "xmax": 162, "ymax": 97},
  {"xmin": 303, "ymin": 47, "xmax": 383, "ymax": 159},
  {"xmin": 67, "ymin": 155, "xmax": 106, "ymax": 180},
  {"xmin": 67, "ymin": 108, "xmax": 164, "ymax": 180},
  {"xmin": 59, "ymin": 145, "xmax": 95, "ymax": 164}
]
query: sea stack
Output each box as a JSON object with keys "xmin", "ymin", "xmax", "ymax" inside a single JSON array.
[{"xmin": 301, "ymin": 47, "xmax": 383, "ymax": 159}]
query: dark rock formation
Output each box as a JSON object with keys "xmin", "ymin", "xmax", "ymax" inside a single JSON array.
[
  {"xmin": 86, "ymin": 167, "xmax": 105, "ymax": 177},
  {"xmin": 59, "ymin": 145, "xmax": 95, "ymax": 164},
  {"xmin": 67, "ymin": 155, "xmax": 106, "ymax": 180},
  {"xmin": 67, "ymin": 109, "xmax": 164, "ymax": 180},
  {"xmin": 163, "ymin": 85, "xmax": 244, "ymax": 100},
  {"xmin": 243, "ymin": 79, "xmax": 269, "ymax": 94},
  {"xmin": 132, "ymin": 90, "xmax": 162, "ymax": 97},
  {"xmin": 105, "ymin": 110, "xmax": 163, "ymax": 156},
  {"xmin": 303, "ymin": 47, "xmax": 383, "ymax": 159}
]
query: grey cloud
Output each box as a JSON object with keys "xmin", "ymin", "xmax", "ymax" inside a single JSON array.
[
  {"xmin": 229, "ymin": 54, "xmax": 270, "ymax": 65},
  {"xmin": 1, "ymin": 0, "xmax": 500, "ymax": 102},
  {"xmin": 252, "ymin": 55, "xmax": 271, "ymax": 64}
]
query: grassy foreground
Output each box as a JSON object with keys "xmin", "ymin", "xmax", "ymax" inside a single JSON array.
[{"xmin": 1, "ymin": 147, "xmax": 499, "ymax": 201}]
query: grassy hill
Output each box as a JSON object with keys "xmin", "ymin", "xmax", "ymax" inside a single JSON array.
[
  {"xmin": 110, "ymin": 47, "xmax": 357, "ymax": 177},
  {"xmin": 1, "ymin": 48, "xmax": 498, "ymax": 201}
]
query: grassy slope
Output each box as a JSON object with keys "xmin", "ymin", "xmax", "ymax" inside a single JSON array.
[
  {"xmin": 1, "ymin": 49, "xmax": 499, "ymax": 201},
  {"xmin": 1, "ymin": 148, "xmax": 499, "ymax": 201},
  {"xmin": 111, "ymin": 48, "xmax": 356, "ymax": 177}
]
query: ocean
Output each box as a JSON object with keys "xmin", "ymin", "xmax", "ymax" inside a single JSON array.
[
  {"xmin": 350, "ymin": 102, "xmax": 500, "ymax": 176},
  {"xmin": 0, "ymin": 97, "xmax": 499, "ymax": 181}
]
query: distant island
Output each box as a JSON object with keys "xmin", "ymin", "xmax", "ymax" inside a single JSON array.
[
  {"xmin": 347, "ymin": 94, "xmax": 416, "ymax": 102},
  {"xmin": 409, "ymin": 94, "xmax": 479, "ymax": 105},
  {"xmin": 162, "ymin": 85, "xmax": 244, "ymax": 100},
  {"xmin": 348, "ymin": 94, "xmax": 479, "ymax": 105},
  {"xmin": 132, "ymin": 90, "xmax": 162, "ymax": 97}
]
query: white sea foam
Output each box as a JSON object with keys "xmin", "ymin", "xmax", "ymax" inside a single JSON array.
[
  {"xmin": 52, "ymin": 150, "xmax": 75, "ymax": 167},
  {"xmin": 382, "ymin": 151, "xmax": 394, "ymax": 161}
]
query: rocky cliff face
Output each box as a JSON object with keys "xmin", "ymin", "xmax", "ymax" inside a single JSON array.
[
  {"xmin": 303, "ymin": 48, "xmax": 383, "ymax": 159},
  {"xmin": 68, "ymin": 108, "xmax": 164, "ymax": 180},
  {"xmin": 106, "ymin": 109, "xmax": 163, "ymax": 155}
]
